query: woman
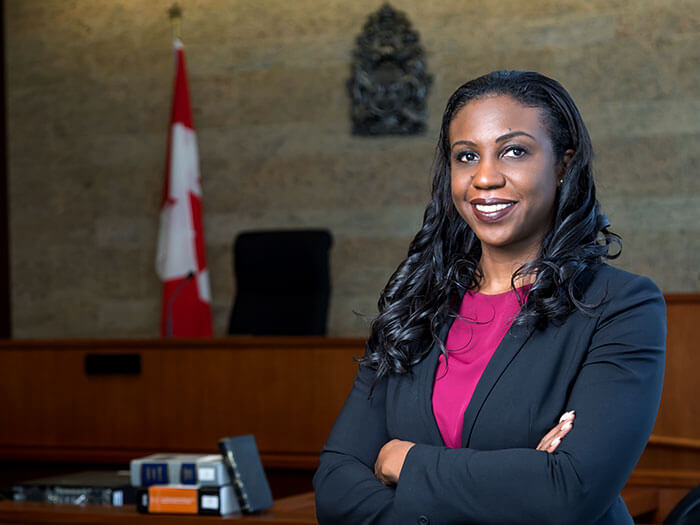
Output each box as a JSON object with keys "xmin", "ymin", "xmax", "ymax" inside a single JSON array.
[{"xmin": 313, "ymin": 71, "xmax": 665, "ymax": 524}]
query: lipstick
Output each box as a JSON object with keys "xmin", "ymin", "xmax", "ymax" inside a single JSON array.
[{"xmin": 470, "ymin": 198, "xmax": 516, "ymax": 223}]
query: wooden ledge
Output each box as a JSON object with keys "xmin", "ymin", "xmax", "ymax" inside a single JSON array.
[
  {"xmin": 628, "ymin": 468, "xmax": 700, "ymax": 488},
  {"xmin": 0, "ymin": 336, "xmax": 366, "ymax": 351}
]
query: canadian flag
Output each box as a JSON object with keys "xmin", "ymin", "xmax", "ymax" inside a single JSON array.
[{"xmin": 156, "ymin": 38, "xmax": 213, "ymax": 337}]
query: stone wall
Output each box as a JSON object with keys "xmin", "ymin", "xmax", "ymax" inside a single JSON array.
[{"xmin": 5, "ymin": 0, "xmax": 699, "ymax": 338}]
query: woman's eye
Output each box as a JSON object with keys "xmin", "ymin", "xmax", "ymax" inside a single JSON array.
[
  {"xmin": 503, "ymin": 146, "xmax": 527, "ymax": 158},
  {"xmin": 457, "ymin": 151, "xmax": 478, "ymax": 163}
]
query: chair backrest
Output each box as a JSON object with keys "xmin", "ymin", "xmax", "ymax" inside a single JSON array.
[
  {"xmin": 228, "ymin": 229, "xmax": 333, "ymax": 336},
  {"xmin": 664, "ymin": 484, "xmax": 700, "ymax": 525}
]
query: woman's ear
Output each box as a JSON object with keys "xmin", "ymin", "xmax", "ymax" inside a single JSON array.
[
  {"xmin": 558, "ymin": 149, "xmax": 574, "ymax": 185},
  {"xmin": 560, "ymin": 149, "xmax": 574, "ymax": 174}
]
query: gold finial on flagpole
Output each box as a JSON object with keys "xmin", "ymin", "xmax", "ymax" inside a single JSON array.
[{"xmin": 168, "ymin": 3, "xmax": 183, "ymax": 41}]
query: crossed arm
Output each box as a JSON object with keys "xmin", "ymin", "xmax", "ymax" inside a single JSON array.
[{"xmin": 374, "ymin": 410, "xmax": 575, "ymax": 485}]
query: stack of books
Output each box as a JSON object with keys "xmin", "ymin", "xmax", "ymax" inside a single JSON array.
[{"xmin": 133, "ymin": 434, "xmax": 273, "ymax": 516}]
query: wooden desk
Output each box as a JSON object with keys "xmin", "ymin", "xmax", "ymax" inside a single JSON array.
[
  {"xmin": 0, "ymin": 492, "xmax": 317, "ymax": 524},
  {"xmin": 0, "ymin": 489, "xmax": 666, "ymax": 524}
]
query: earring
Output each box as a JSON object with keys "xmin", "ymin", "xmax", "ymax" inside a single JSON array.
[{"xmin": 559, "ymin": 179, "xmax": 563, "ymax": 184}]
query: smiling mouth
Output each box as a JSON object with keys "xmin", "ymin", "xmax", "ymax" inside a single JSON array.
[
  {"xmin": 470, "ymin": 199, "xmax": 517, "ymax": 223},
  {"xmin": 474, "ymin": 202, "xmax": 514, "ymax": 213}
]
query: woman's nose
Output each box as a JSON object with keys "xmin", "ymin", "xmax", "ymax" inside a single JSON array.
[{"xmin": 472, "ymin": 158, "xmax": 506, "ymax": 190}]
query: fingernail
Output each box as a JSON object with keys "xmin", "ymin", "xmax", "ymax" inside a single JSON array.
[
  {"xmin": 561, "ymin": 421, "xmax": 573, "ymax": 432},
  {"xmin": 551, "ymin": 437, "xmax": 561, "ymax": 448},
  {"xmin": 559, "ymin": 410, "xmax": 575, "ymax": 423}
]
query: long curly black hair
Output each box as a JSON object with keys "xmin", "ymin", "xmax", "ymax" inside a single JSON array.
[{"xmin": 362, "ymin": 70, "xmax": 620, "ymax": 383}]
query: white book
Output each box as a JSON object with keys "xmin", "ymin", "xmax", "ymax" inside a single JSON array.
[{"xmin": 129, "ymin": 453, "xmax": 231, "ymax": 487}]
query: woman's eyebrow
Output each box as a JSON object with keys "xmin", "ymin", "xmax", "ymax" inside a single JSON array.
[
  {"xmin": 451, "ymin": 140, "xmax": 477, "ymax": 150},
  {"xmin": 451, "ymin": 131, "xmax": 536, "ymax": 151},
  {"xmin": 496, "ymin": 131, "xmax": 536, "ymax": 143}
]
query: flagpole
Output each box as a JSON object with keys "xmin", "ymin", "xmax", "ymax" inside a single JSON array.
[
  {"xmin": 157, "ymin": 3, "xmax": 214, "ymax": 337},
  {"xmin": 168, "ymin": 3, "xmax": 182, "ymax": 41}
]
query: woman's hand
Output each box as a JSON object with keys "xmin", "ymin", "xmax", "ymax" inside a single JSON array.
[
  {"xmin": 536, "ymin": 410, "xmax": 575, "ymax": 453},
  {"xmin": 374, "ymin": 439, "xmax": 415, "ymax": 485}
]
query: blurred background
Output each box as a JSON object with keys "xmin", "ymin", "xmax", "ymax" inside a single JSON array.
[{"xmin": 4, "ymin": 0, "xmax": 699, "ymax": 339}]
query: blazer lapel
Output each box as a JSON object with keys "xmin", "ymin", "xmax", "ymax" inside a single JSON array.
[
  {"xmin": 418, "ymin": 320, "xmax": 453, "ymax": 446},
  {"xmin": 460, "ymin": 321, "xmax": 536, "ymax": 447}
]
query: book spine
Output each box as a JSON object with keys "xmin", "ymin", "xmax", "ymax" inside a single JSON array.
[
  {"xmin": 136, "ymin": 485, "xmax": 237, "ymax": 515},
  {"xmin": 131, "ymin": 459, "xmax": 200, "ymax": 487},
  {"xmin": 199, "ymin": 485, "xmax": 239, "ymax": 516},
  {"xmin": 197, "ymin": 462, "xmax": 231, "ymax": 487},
  {"xmin": 138, "ymin": 486, "xmax": 198, "ymax": 514},
  {"xmin": 13, "ymin": 485, "xmax": 133, "ymax": 506},
  {"xmin": 139, "ymin": 462, "xmax": 170, "ymax": 486},
  {"xmin": 218, "ymin": 435, "xmax": 274, "ymax": 513},
  {"xmin": 136, "ymin": 488, "xmax": 148, "ymax": 513},
  {"xmin": 218, "ymin": 442, "xmax": 250, "ymax": 512}
]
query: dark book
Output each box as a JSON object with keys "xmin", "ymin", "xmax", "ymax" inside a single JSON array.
[
  {"xmin": 11, "ymin": 470, "xmax": 136, "ymax": 506},
  {"xmin": 218, "ymin": 434, "xmax": 273, "ymax": 513}
]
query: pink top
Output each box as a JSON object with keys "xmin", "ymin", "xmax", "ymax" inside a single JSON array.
[{"xmin": 432, "ymin": 286, "xmax": 530, "ymax": 448}]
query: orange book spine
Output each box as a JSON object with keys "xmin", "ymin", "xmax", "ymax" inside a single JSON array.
[{"xmin": 147, "ymin": 486, "xmax": 198, "ymax": 513}]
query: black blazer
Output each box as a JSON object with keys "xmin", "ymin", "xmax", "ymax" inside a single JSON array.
[{"xmin": 313, "ymin": 265, "xmax": 666, "ymax": 525}]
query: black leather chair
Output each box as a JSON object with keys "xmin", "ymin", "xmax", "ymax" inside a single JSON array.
[
  {"xmin": 228, "ymin": 229, "xmax": 333, "ymax": 336},
  {"xmin": 664, "ymin": 484, "xmax": 700, "ymax": 524}
]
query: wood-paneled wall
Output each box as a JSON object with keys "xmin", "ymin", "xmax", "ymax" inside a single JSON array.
[
  {"xmin": 636, "ymin": 294, "xmax": 700, "ymax": 471},
  {"xmin": 0, "ymin": 337, "xmax": 363, "ymax": 467},
  {"xmin": 1, "ymin": 295, "xmax": 698, "ymax": 499}
]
